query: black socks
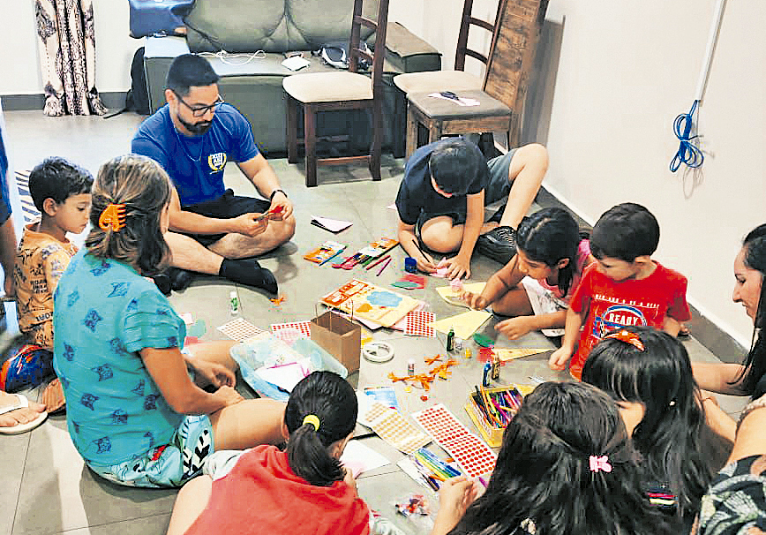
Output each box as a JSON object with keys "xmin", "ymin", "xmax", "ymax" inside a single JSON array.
[{"xmin": 219, "ymin": 258, "xmax": 278, "ymax": 294}]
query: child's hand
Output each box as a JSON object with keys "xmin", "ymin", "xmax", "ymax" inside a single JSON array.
[
  {"xmin": 443, "ymin": 255, "xmax": 471, "ymax": 280},
  {"xmin": 548, "ymin": 346, "xmax": 572, "ymax": 371},
  {"xmin": 462, "ymin": 291, "xmax": 488, "ymax": 310},
  {"xmin": 495, "ymin": 316, "xmax": 535, "ymax": 340},
  {"xmin": 343, "ymin": 467, "xmax": 358, "ymax": 493}
]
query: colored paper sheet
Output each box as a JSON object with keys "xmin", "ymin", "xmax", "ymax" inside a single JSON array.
[
  {"xmin": 428, "ymin": 310, "xmax": 492, "ymax": 340},
  {"xmin": 435, "ymin": 282, "xmax": 486, "ymax": 308},
  {"xmin": 494, "ymin": 348, "xmax": 550, "ymax": 362},
  {"xmin": 341, "ymin": 440, "xmax": 390, "ymax": 477}
]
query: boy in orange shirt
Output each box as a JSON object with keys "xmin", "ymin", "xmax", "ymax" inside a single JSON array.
[
  {"xmin": 549, "ymin": 203, "xmax": 690, "ymax": 380},
  {"xmin": 0, "ymin": 157, "xmax": 92, "ymax": 410}
]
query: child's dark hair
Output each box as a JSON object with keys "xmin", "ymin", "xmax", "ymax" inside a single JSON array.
[
  {"xmin": 590, "ymin": 202, "xmax": 660, "ymax": 262},
  {"xmin": 166, "ymin": 54, "xmax": 220, "ymax": 97},
  {"xmin": 517, "ymin": 207, "xmax": 582, "ymax": 296},
  {"xmin": 86, "ymin": 155, "xmax": 171, "ymax": 276},
  {"xmin": 428, "ymin": 138, "xmax": 485, "ymax": 196},
  {"xmin": 284, "ymin": 371, "xmax": 357, "ymax": 487},
  {"xmin": 582, "ymin": 326, "xmax": 712, "ymax": 520},
  {"xmin": 28, "ymin": 157, "xmax": 93, "ymax": 212},
  {"xmin": 449, "ymin": 382, "xmax": 674, "ymax": 535},
  {"xmin": 735, "ymin": 223, "xmax": 766, "ymax": 395}
]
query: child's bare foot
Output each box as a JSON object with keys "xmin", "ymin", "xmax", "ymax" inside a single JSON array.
[{"xmin": 0, "ymin": 391, "xmax": 47, "ymax": 434}]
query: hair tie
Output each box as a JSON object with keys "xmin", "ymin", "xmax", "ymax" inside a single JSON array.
[
  {"xmin": 604, "ymin": 329, "xmax": 645, "ymax": 351},
  {"xmin": 302, "ymin": 414, "xmax": 320, "ymax": 431},
  {"xmin": 99, "ymin": 203, "xmax": 126, "ymax": 232},
  {"xmin": 589, "ymin": 455, "xmax": 612, "ymax": 473}
]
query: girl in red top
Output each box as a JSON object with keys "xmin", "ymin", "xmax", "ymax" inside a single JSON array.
[{"xmin": 168, "ymin": 371, "xmax": 377, "ymax": 535}]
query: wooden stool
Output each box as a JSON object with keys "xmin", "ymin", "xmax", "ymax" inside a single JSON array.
[{"xmin": 405, "ymin": 89, "xmax": 511, "ymax": 158}]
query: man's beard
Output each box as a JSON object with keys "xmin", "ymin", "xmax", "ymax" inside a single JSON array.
[{"xmin": 179, "ymin": 115, "xmax": 212, "ymax": 135}]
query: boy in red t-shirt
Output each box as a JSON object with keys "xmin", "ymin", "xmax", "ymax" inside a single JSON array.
[{"xmin": 549, "ymin": 203, "xmax": 690, "ymax": 380}]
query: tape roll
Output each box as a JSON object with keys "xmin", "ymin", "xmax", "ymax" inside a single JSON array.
[{"xmin": 362, "ymin": 341, "xmax": 395, "ymax": 363}]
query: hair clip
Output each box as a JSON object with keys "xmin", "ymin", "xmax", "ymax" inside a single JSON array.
[
  {"xmin": 589, "ymin": 455, "xmax": 612, "ymax": 473},
  {"xmin": 302, "ymin": 414, "xmax": 320, "ymax": 431},
  {"xmin": 99, "ymin": 203, "xmax": 126, "ymax": 232},
  {"xmin": 604, "ymin": 329, "xmax": 645, "ymax": 351}
]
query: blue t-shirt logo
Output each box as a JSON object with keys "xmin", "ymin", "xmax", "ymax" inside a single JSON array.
[{"xmin": 208, "ymin": 152, "xmax": 227, "ymax": 172}]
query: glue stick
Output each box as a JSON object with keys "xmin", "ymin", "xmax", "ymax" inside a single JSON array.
[
  {"xmin": 229, "ymin": 290, "xmax": 240, "ymax": 316},
  {"xmin": 407, "ymin": 359, "xmax": 416, "ymax": 375}
]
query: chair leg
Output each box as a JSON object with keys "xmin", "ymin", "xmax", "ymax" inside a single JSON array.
[
  {"xmin": 406, "ymin": 107, "xmax": 418, "ymax": 159},
  {"xmin": 427, "ymin": 120, "xmax": 442, "ymax": 145},
  {"xmin": 286, "ymin": 96, "xmax": 299, "ymax": 164},
  {"xmin": 304, "ymin": 105, "xmax": 318, "ymax": 188},
  {"xmin": 369, "ymin": 102, "xmax": 382, "ymax": 181}
]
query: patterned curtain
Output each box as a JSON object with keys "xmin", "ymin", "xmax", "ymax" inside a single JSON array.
[{"xmin": 35, "ymin": 0, "xmax": 107, "ymax": 116}]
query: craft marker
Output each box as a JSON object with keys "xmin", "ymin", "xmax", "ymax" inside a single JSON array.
[
  {"xmin": 376, "ymin": 257, "xmax": 392, "ymax": 276},
  {"xmin": 319, "ymin": 247, "xmax": 346, "ymax": 266},
  {"xmin": 478, "ymin": 476, "xmax": 488, "ymax": 488}
]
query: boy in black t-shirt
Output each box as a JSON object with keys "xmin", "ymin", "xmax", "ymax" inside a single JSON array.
[{"xmin": 395, "ymin": 138, "xmax": 547, "ymax": 279}]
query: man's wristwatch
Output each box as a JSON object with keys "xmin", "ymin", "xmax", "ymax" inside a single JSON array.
[{"xmin": 270, "ymin": 189, "xmax": 287, "ymax": 201}]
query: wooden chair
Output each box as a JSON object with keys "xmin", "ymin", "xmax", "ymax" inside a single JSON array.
[
  {"xmin": 282, "ymin": 0, "xmax": 389, "ymax": 187},
  {"xmin": 393, "ymin": 0, "xmax": 504, "ymax": 98},
  {"xmin": 401, "ymin": 0, "xmax": 549, "ymax": 157}
]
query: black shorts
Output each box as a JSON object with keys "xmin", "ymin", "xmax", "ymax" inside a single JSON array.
[{"xmin": 183, "ymin": 189, "xmax": 271, "ymax": 246}]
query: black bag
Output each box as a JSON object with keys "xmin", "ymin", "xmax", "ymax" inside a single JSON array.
[
  {"xmin": 125, "ymin": 47, "xmax": 150, "ymax": 115},
  {"xmin": 105, "ymin": 47, "xmax": 150, "ymax": 118}
]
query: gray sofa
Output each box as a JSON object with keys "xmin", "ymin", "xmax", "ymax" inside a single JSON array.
[{"xmin": 143, "ymin": 0, "xmax": 441, "ymax": 157}]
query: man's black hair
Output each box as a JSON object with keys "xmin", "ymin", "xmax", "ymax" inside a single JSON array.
[
  {"xmin": 428, "ymin": 138, "xmax": 484, "ymax": 196},
  {"xmin": 28, "ymin": 157, "xmax": 93, "ymax": 212},
  {"xmin": 590, "ymin": 202, "xmax": 660, "ymax": 261},
  {"xmin": 165, "ymin": 54, "xmax": 220, "ymax": 97}
]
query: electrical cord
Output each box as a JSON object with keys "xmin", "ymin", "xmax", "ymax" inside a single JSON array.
[{"xmin": 669, "ymin": 100, "xmax": 704, "ymax": 173}]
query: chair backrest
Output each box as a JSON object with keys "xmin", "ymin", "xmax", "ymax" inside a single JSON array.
[
  {"xmin": 483, "ymin": 0, "xmax": 549, "ymax": 143},
  {"xmin": 348, "ymin": 0, "xmax": 390, "ymax": 100},
  {"xmin": 454, "ymin": 0, "xmax": 505, "ymax": 71}
]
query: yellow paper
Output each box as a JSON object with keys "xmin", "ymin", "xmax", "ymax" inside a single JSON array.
[
  {"xmin": 436, "ymin": 282, "xmax": 486, "ymax": 308},
  {"xmin": 494, "ymin": 348, "xmax": 550, "ymax": 362},
  {"xmin": 428, "ymin": 310, "xmax": 492, "ymax": 340}
]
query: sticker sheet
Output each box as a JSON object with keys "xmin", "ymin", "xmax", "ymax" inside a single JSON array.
[
  {"xmin": 218, "ymin": 318, "xmax": 266, "ymax": 341},
  {"xmin": 405, "ymin": 311, "xmax": 436, "ymax": 337},
  {"xmin": 270, "ymin": 321, "xmax": 312, "ymax": 341},
  {"xmin": 412, "ymin": 404, "xmax": 497, "ymax": 477},
  {"xmin": 362, "ymin": 402, "xmax": 431, "ymax": 454}
]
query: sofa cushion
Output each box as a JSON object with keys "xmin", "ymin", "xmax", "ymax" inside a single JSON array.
[{"xmin": 185, "ymin": 0, "xmax": 380, "ymax": 53}]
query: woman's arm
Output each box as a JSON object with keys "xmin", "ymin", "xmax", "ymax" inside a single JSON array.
[
  {"xmin": 692, "ymin": 361, "xmax": 748, "ymax": 395},
  {"xmin": 141, "ymin": 347, "xmax": 242, "ymax": 415}
]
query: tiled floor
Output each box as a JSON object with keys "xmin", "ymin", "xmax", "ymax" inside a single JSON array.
[{"xmin": 0, "ymin": 110, "xmax": 747, "ymax": 535}]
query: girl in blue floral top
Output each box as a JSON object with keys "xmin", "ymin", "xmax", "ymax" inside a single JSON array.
[{"xmin": 53, "ymin": 154, "xmax": 284, "ymax": 488}]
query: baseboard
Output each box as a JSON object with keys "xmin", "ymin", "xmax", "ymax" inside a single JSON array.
[
  {"xmin": 1, "ymin": 92, "xmax": 129, "ymax": 112},
  {"xmin": 535, "ymin": 186, "xmax": 747, "ymax": 363}
]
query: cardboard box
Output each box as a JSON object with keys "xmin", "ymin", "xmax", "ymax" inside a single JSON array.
[
  {"xmin": 464, "ymin": 385, "xmax": 523, "ymax": 448},
  {"xmin": 310, "ymin": 310, "xmax": 361, "ymax": 374}
]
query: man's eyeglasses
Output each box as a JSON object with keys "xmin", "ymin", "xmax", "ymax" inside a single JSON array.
[{"xmin": 173, "ymin": 91, "xmax": 224, "ymax": 117}]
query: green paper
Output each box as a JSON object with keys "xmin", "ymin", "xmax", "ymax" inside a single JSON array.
[{"xmin": 473, "ymin": 333, "xmax": 494, "ymax": 347}]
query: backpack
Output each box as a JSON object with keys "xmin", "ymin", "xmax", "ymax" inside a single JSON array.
[
  {"xmin": 105, "ymin": 47, "xmax": 150, "ymax": 118},
  {"xmin": 316, "ymin": 41, "xmax": 371, "ymax": 70}
]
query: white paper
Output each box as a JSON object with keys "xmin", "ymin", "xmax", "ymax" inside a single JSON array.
[
  {"xmin": 282, "ymin": 56, "xmax": 311, "ymax": 71},
  {"xmin": 311, "ymin": 215, "xmax": 353, "ymax": 233},
  {"xmin": 341, "ymin": 440, "xmax": 390, "ymax": 476},
  {"xmin": 255, "ymin": 358, "xmax": 312, "ymax": 392}
]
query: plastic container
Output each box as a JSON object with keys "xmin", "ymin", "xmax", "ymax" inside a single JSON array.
[{"xmin": 230, "ymin": 336, "xmax": 348, "ymax": 401}]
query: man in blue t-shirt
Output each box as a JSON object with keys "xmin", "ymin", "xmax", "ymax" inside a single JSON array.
[
  {"xmin": 132, "ymin": 54, "xmax": 295, "ymax": 294},
  {"xmin": 395, "ymin": 138, "xmax": 548, "ymax": 279}
]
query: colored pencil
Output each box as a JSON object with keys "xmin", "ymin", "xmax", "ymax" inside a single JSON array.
[
  {"xmin": 366, "ymin": 254, "xmax": 390, "ymax": 270},
  {"xmin": 376, "ymin": 257, "xmax": 392, "ymax": 276},
  {"xmin": 412, "ymin": 238, "xmax": 433, "ymax": 264},
  {"xmin": 319, "ymin": 247, "xmax": 346, "ymax": 266}
]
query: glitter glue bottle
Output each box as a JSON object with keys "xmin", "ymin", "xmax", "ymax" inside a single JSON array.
[
  {"xmin": 407, "ymin": 359, "xmax": 416, "ymax": 375},
  {"xmin": 446, "ymin": 326, "xmax": 455, "ymax": 351},
  {"xmin": 482, "ymin": 361, "xmax": 492, "ymax": 387},
  {"xmin": 229, "ymin": 290, "xmax": 240, "ymax": 316}
]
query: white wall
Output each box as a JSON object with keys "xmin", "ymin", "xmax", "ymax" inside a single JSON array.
[
  {"xmin": 391, "ymin": 0, "xmax": 765, "ymax": 347},
  {"xmin": 0, "ymin": 1, "xmax": 141, "ymax": 94}
]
